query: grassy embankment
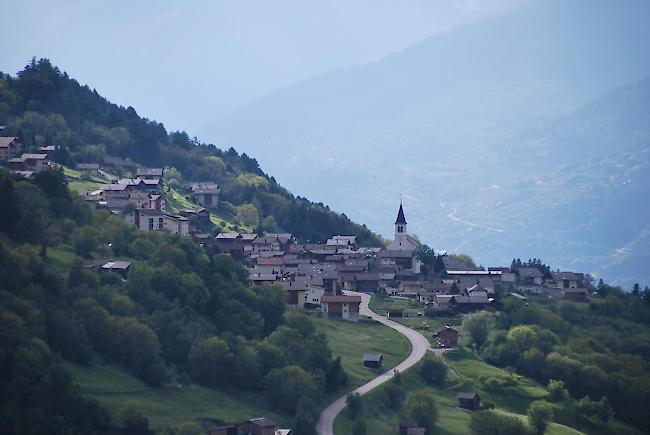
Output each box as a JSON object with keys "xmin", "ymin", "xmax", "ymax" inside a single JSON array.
[
  {"xmin": 312, "ymin": 316, "xmax": 411, "ymax": 400},
  {"xmin": 65, "ymin": 314, "xmax": 411, "ymax": 431},
  {"xmin": 65, "ymin": 362, "xmax": 290, "ymax": 430},
  {"xmin": 61, "ymin": 164, "xmax": 106, "ymax": 192}
]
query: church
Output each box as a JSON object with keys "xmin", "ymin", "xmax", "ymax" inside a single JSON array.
[{"xmin": 386, "ymin": 202, "xmax": 420, "ymax": 252}]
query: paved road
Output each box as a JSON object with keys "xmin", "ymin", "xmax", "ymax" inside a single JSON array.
[{"xmin": 316, "ymin": 291, "xmax": 431, "ymax": 435}]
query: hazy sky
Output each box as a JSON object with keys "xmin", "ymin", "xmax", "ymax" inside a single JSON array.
[{"xmin": 1, "ymin": 0, "xmax": 519, "ymax": 135}]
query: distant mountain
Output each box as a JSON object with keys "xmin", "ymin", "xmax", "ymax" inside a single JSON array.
[{"xmin": 206, "ymin": 0, "xmax": 650, "ymax": 286}]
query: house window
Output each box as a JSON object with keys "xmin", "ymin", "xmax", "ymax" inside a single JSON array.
[
  {"xmin": 148, "ymin": 218, "xmax": 154, "ymax": 230},
  {"xmin": 204, "ymin": 194, "xmax": 212, "ymax": 206},
  {"xmin": 158, "ymin": 218, "xmax": 164, "ymax": 230}
]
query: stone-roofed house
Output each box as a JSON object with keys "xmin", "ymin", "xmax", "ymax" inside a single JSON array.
[
  {"xmin": 215, "ymin": 232, "xmax": 244, "ymax": 256},
  {"xmin": 148, "ymin": 193, "xmax": 165, "ymax": 211},
  {"xmin": 552, "ymin": 271, "xmax": 583, "ymax": 289},
  {"xmin": 0, "ymin": 136, "xmax": 22, "ymax": 161},
  {"xmin": 355, "ymin": 272, "xmax": 382, "ymax": 292},
  {"xmin": 363, "ymin": 353, "xmax": 383, "ymax": 368},
  {"xmin": 100, "ymin": 261, "xmax": 132, "ymax": 279},
  {"xmin": 136, "ymin": 167, "xmax": 164, "ymax": 181},
  {"xmin": 9, "ymin": 153, "xmax": 50, "ymax": 173},
  {"xmin": 102, "ymin": 156, "xmax": 138, "ymax": 177},
  {"xmin": 326, "ymin": 235, "xmax": 358, "ymax": 248},
  {"xmin": 266, "ymin": 233, "xmax": 296, "ymax": 252},
  {"xmin": 131, "ymin": 209, "xmax": 189, "ymax": 236},
  {"xmin": 281, "ymin": 279, "xmax": 309, "ymax": 308},
  {"xmin": 457, "ymin": 392, "xmax": 481, "ymax": 410},
  {"xmin": 209, "ymin": 417, "xmax": 278, "ymax": 435},
  {"xmin": 76, "ymin": 163, "xmax": 100, "ymax": 176},
  {"xmin": 321, "ymin": 295, "xmax": 361, "ymax": 321},
  {"xmin": 399, "ymin": 420, "xmax": 426, "ymax": 435},
  {"xmin": 188, "ymin": 182, "xmax": 220, "ymax": 207},
  {"xmin": 435, "ymin": 291, "xmax": 491, "ymax": 312},
  {"xmin": 517, "ymin": 267, "xmax": 544, "ymax": 286},
  {"xmin": 252, "ymin": 236, "xmax": 282, "ymax": 254}
]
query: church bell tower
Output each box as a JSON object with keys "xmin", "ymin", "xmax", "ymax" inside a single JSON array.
[{"xmin": 394, "ymin": 202, "xmax": 407, "ymax": 242}]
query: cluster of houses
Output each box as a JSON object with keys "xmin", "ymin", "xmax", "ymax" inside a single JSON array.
[
  {"xmin": 0, "ymin": 137, "xmax": 220, "ymax": 241},
  {"xmin": 74, "ymin": 159, "xmax": 221, "ymax": 239},
  {"xmin": 0, "ymin": 135, "xmax": 57, "ymax": 178},
  {"xmin": 1, "ymin": 133, "xmax": 592, "ymax": 313},
  {"xmin": 206, "ymin": 203, "xmax": 593, "ymax": 318},
  {"xmin": 80, "ymin": 164, "xmax": 195, "ymax": 237},
  {"xmin": 209, "ymin": 203, "xmax": 426, "ymax": 320}
]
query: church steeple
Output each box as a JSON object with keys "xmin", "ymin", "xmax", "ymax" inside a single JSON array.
[
  {"xmin": 395, "ymin": 203, "xmax": 407, "ymax": 225},
  {"xmin": 395, "ymin": 202, "xmax": 407, "ymax": 236}
]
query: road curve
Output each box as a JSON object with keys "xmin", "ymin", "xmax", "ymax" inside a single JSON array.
[{"xmin": 316, "ymin": 291, "xmax": 431, "ymax": 435}]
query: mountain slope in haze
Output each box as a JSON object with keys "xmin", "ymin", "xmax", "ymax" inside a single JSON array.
[
  {"xmin": 425, "ymin": 77, "xmax": 650, "ymax": 287},
  {"xmin": 206, "ymin": 0, "xmax": 650, "ymax": 286}
]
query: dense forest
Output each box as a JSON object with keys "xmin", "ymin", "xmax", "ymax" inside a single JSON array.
[
  {"xmin": 0, "ymin": 56, "xmax": 374, "ymax": 435},
  {"xmin": 0, "ymin": 167, "xmax": 346, "ymax": 434},
  {"xmin": 0, "ymin": 58, "xmax": 381, "ymax": 245},
  {"xmin": 462, "ymin": 284, "xmax": 650, "ymax": 432}
]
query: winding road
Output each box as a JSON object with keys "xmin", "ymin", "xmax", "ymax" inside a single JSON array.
[{"xmin": 316, "ymin": 291, "xmax": 431, "ymax": 435}]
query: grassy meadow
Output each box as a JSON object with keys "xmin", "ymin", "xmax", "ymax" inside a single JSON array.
[{"xmin": 334, "ymin": 345, "xmax": 643, "ymax": 435}]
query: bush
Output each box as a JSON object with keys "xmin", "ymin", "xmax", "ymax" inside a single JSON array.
[
  {"xmin": 418, "ymin": 356, "xmax": 448, "ymax": 386},
  {"xmin": 463, "ymin": 311, "xmax": 493, "ymax": 349},
  {"xmin": 470, "ymin": 410, "xmax": 529, "ymax": 435},
  {"xmin": 384, "ymin": 379, "xmax": 404, "ymax": 410},
  {"xmin": 546, "ymin": 379, "xmax": 568, "ymax": 402},
  {"xmin": 405, "ymin": 390, "xmax": 438, "ymax": 434},
  {"xmin": 265, "ymin": 365, "xmax": 316, "ymax": 414},
  {"xmin": 346, "ymin": 392, "xmax": 363, "ymax": 418},
  {"xmin": 527, "ymin": 401, "xmax": 554, "ymax": 435},
  {"xmin": 352, "ymin": 418, "xmax": 367, "ymax": 435},
  {"xmin": 121, "ymin": 406, "xmax": 150, "ymax": 435},
  {"xmin": 576, "ymin": 396, "xmax": 614, "ymax": 424}
]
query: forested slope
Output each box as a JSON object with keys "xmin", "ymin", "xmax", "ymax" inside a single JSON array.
[
  {"xmin": 0, "ymin": 58, "xmax": 381, "ymax": 245},
  {"xmin": 0, "ymin": 168, "xmax": 346, "ymax": 434}
]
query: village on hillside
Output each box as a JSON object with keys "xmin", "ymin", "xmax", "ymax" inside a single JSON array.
[{"xmin": 1, "ymin": 132, "xmax": 593, "ymax": 322}]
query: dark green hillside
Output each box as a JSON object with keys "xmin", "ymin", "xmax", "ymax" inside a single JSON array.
[
  {"xmin": 0, "ymin": 58, "xmax": 381, "ymax": 245},
  {"xmin": 0, "ymin": 168, "xmax": 348, "ymax": 433},
  {"xmin": 477, "ymin": 287, "xmax": 650, "ymax": 432}
]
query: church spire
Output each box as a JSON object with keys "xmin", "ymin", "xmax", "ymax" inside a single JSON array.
[{"xmin": 395, "ymin": 202, "xmax": 407, "ymax": 225}]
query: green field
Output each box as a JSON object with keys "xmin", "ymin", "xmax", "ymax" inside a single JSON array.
[
  {"xmin": 368, "ymin": 294, "xmax": 417, "ymax": 315},
  {"xmin": 334, "ymin": 345, "xmax": 641, "ymax": 435},
  {"xmin": 368, "ymin": 294, "xmax": 460, "ymax": 345},
  {"xmin": 333, "ymin": 350, "xmax": 582, "ymax": 435},
  {"xmin": 312, "ymin": 316, "xmax": 411, "ymax": 392},
  {"xmin": 60, "ymin": 164, "xmax": 107, "ymax": 193},
  {"xmin": 65, "ymin": 362, "xmax": 290, "ymax": 431}
]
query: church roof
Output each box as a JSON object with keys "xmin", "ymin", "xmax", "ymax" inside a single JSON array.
[{"xmin": 395, "ymin": 203, "xmax": 407, "ymax": 225}]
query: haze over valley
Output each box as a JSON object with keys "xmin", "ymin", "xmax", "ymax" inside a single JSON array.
[{"xmin": 206, "ymin": 0, "xmax": 650, "ymax": 286}]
